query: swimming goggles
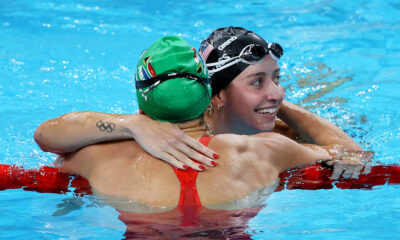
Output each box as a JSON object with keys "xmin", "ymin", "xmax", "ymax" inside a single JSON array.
[
  {"xmin": 207, "ymin": 43, "xmax": 283, "ymax": 74},
  {"xmin": 135, "ymin": 72, "xmax": 210, "ymax": 95}
]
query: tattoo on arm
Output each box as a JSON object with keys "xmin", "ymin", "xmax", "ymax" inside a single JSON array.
[{"xmin": 96, "ymin": 120, "xmax": 115, "ymax": 133}]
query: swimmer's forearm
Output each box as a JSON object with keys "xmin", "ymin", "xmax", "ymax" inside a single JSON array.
[
  {"xmin": 277, "ymin": 100, "xmax": 363, "ymax": 151},
  {"xmin": 261, "ymin": 133, "xmax": 332, "ymax": 171},
  {"xmin": 35, "ymin": 113, "xmax": 218, "ymax": 170},
  {"xmin": 272, "ymin": 119, "xmax": 300, "ymax": 140},
  {"xmin": 34, "ymin": 111, "xmax": 141, "ymax": 154}
]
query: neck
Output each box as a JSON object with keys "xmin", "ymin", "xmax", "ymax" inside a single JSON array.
[
  {"xmin": 205, "ymin": 107, "xmax": 231, "ymax": 135},
  {"xmin": 175, "ymin": 118, "xmax": 208, "ymax": 139},
  {"xmin": 205, "ymin": 107, "xmax": 261, "ymax": 135}
]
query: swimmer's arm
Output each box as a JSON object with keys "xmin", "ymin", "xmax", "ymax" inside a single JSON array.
[
  {"xmin": 34, "ymin": 111, "xmax": 133, "ymax": 153},
  {"xmin": 255, "ymin": 133, "xmax": 370, "ymax": 178},
  {"xmin": 275, "ymin": 141, "xmax": 371, "ymax": 179},
  {"xmin": 277, "ymin": 100, "xmax": 363, "ymax": 151},
  {"xmin": 272, "ymin": 119, "xmax": 301, "ymax": 140},
  {"xmin": 254, "ymin": 133, "xmax": 332, "ymax": 172},
  {"xmin": 34, "ymin": 111, "xmax": 217, "ymax": 170}
]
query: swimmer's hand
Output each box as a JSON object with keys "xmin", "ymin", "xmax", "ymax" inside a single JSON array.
[
  {"xmin": 130, "ymin": 114, "xmax": 218, "ymax": 171},
  {"xmin": 322, "ymin": 147, "xmax": 373, "ymax": 180},
  {"xmin": 34, "ymin": 111, "xmax": 218, "ymax": 171}
]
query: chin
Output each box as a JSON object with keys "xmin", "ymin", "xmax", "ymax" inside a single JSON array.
[{"xmin": 256, "ymin": 121, "xmax": 275, "ymax": 132}]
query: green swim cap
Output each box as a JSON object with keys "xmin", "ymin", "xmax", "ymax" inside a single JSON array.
[{"xmin": 135, "ymin": 36, "xmax": 211, "ymax": 122}]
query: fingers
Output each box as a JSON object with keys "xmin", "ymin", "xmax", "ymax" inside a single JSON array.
[
  {"xmin": 342, "ymin": 163, "xmax": 365, "ymax": 179},
  {"xmin": 329, "ymin": 162, "xmax": 368, "ymax": 180},
  {"xmin": 341, "ymin": 166, "xmax": 354, "ymax": 179},
  {"xmin": 330, "ymin": 162, "xmax": 343, "ymax": 180},
  {"xmin": 134, "ymin": 122, "xmax": 219, "ymax": 171},
  {"xmin": 349, "ymin": 164, "xmax": 364, "ymax": 179},
  {"xmin": 362, "ymin": 164, "xmax": 372, "ymax": 175},
  {"xmin": 159, "ymin": 152, "xmax": 191, "ymax": 170},
  {"xmin": 142, "ymin": 138, "xmax": 218, "ymax": 171},
  {"xmin": 160, "ymin": 151, "xmax": 209, "ymax": 171},
  {"xmin": 342, "ymin": 164, "xmax": 372, "ymax": 179},
  {"xmin": 182, "ymin": 135, "xmax": 219, "ymax": 160},
  {"xmin": 176, "ymin": 143, "xmax": 217, "ymax": 167},
  {"xmin": 165, "ymin": 148, "xmax": 206, "ymax": 171}
]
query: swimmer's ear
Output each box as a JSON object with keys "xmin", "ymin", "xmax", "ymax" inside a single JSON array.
[{"xmin": 211, "ymin": 90, "xmax": 226, "ymax": 108}]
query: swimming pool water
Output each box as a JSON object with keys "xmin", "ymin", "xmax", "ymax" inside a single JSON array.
[{"xmin": 1, "ymin": 0, "xmax": 399, "ymax": 239}]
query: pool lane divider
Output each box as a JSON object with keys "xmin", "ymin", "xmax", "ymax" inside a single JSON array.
[
  {"xmin": 275, "ymin": 163, "xmax": 400, "ymax": 191},
  {"xmin": 0, "ymin": 164, "xmax": 91, "ymax": 195},
  {"xmin": 0, "ymin": 163, "xmax": 399, "ymax": 195}
]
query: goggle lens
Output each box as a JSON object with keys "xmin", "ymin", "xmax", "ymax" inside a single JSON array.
[
  {"xmin": 240, "ymin": 45, "xmax": 267, "ymax": 62},
  {"xmin": 268, "ymin": 43, "xmax": 283, "ymax": 61}
]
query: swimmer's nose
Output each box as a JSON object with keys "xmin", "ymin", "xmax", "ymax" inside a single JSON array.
[{"xmin": 265, "ymin": 81, "xmax": 285, "ymax": 103}]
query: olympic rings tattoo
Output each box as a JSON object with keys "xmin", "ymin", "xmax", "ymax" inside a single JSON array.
[{"xmin": 96, "ymin": 120, "xmax": 115, "ymax": 133}]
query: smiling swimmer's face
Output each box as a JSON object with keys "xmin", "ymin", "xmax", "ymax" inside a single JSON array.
[{"xmin": 216, "ymin": 55, "xmax": 285, "ymax": 134}]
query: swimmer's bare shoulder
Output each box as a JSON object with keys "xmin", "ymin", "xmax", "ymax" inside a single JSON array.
[
  {"xmin": 253, "ymin": 132, "xmax": 331, "ymax": 170},
  {"xmin": 195, "ymin": 132, "xmax": 307, "ymax": 203},
  {"xmin": 58, "ymin": 140, "xmax": 181, "ymax": 206},
  {"xmin": 210, "ymin": 132, "xmax": 331, "ymax": 172},
  {"xmin": 57, "ymin": 140, "xmax": 138, "ymax": 173},
  {"xmin": 58, "ymin": 139, "xmax": 174, "ymax": 177},
  {"xmin": 196, "ymin": 134, "xmax": 280, "ymax": 204},
  {"xmin": 204, "ymin": 133, "xmax": 286, "ymax": 185}
]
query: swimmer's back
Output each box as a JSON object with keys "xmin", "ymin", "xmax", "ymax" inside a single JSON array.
[{"xmin": 59, "ymin": 132, "xmax": 328, "ymax": 208}]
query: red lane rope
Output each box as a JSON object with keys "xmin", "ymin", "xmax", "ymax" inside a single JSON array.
[
  {"xmin": 0, "ymin": 164, "xmax": 91, "ymax": 195},
  {"xmin": 1, "ymin": 163, "xmax": 399, "ymax": 195},
  {"xmin": 276, "ymin": 163, "xmax": 400, "ymax": 191}
]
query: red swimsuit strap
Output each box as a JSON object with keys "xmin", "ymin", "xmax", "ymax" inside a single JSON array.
[
  {"xmin": 198, "ymin": 135, "xmax": 212, "ymax": 146},
  {"xmin": 171, "ymin": 135, "xmax": 212, "ymax": 226},
  {"xmin": 172, "ymin": 136, "xmax": 212, "ymax": 208}
]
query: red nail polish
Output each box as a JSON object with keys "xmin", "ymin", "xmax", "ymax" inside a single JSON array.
[
  {"xmin": 213, "ymin": 153, "xmax": 220, "ymax": 159},
  {"xmin": 211, "ymin": 161, "xmax": 218, "ymax": 167},
  {"xmin": 199, "ymin": 165, "xmax": 205, "ymax": 170},
  {"xmin": 183, "ymin": 165, "xmax": 190, "ymax": 170}
]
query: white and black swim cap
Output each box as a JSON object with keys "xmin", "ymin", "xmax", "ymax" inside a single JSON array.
[{"xmin": 198, "ymin": 27, "xmax": 283, "ymax": 96}]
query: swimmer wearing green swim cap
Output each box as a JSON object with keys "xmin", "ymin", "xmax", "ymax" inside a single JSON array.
[{"xmin": 135, "ymin": 36, "xmax": 211, "ymax": 122}]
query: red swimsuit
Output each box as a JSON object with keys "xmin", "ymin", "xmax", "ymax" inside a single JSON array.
[
  {"xmin": 170, "ymin": 135, "xmax": 212, "ymax": 225},
  {"xmin": 172, "ymin": 136, "xmax": 211, "ymax": 208}
]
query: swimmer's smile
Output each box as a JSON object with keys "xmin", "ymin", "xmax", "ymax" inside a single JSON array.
[{"xmin": 255, "ymin": 107, "xmax": 278, "ymax": 120}]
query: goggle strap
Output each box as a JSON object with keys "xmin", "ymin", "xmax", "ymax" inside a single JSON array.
[
  {"xmin": 208, "ymin": 58, "xmax": 242, "ymax": 74},
  {"xmin": 207, "ymin": 55, "xmax": 265, "ymax": 74},
  {"xmin": 142, "ymin": 80, "xmax": 161, "ymax": 94},
  {"xmin": 136, "ymin": 72, "xmax": 209, "ymax": 89},
  {"xmin": 269, "ymin": 50, "xmax": 279, "ymax": 62},
  {"xmin": 206, "ymin": 56, "xmax": 240, "ymax": 67},
  {"xmin": 207, "ymin": 44, "xmax": 255, "ymax": 68}
]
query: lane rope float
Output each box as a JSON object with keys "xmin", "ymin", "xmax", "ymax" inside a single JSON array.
[{"xmin": 1, "ymin": 163, "xmax": 399, "ymax": 195}]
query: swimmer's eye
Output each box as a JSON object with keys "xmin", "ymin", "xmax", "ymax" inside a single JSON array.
[
  {"xmin": 273, "ymin": 75, "xmax": 281, "ymax": 85},
  {"xmin": 251, "ymin": 78, "xmax": 263, "ymax": 87}
]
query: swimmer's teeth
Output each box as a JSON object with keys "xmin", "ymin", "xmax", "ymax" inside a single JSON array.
[{"xmin": 256, "ymin": 108, "xmax": 277, "ymax": 114}]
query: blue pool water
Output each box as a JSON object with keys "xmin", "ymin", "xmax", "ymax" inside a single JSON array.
[{"xmin": 1, "ymin": 0, "xmax": 399, "ymax": 239}]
